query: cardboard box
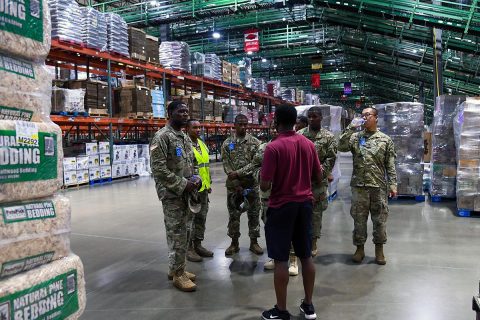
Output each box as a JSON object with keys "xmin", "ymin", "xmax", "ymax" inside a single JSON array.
[
  {"xmin": 129, "ymin": 145, "xmax": 138, "ymax": 160},
  {"xmin": 458, "ymin": 159, "xmax": 480, "ymax": 168},
  {"xmin": 100, "ymin": 153, "xmax": 111, "ymax": 166},
  {"xmin": 77, "ymin": 170, "xmax": 89, "ymax": 184},
  {"xmin": 88, "ymin": 155, "xmax": 100, "ymax": 168},
  {"xmin": 63, "ymin": 171, "xmax": 77, "ymax": 186},
  {"xmin": 89, "ymin": 167, "xmax": 101, "ymax": 181},
  {"xmin": 86, "ymin": 142, "xmax": 98, "ymax": 155},
  {"xmin": 113, "ymin": 145, "xmax": 125, "ymax": 163},
  {"xmin": 63, "ymin": 157, "xmax": 77, "ymax": 172},
  {"xmin": 112, "ymin": 164, "xmax": 124, "ymax": 178},
  {"xmin": 457, "ymin": 196, "xmax": 474, "ymax": 210},
  {"xmin": 99, "ymin": 141, "xmax": 110, "ymax": 154},
  {"xmin": 101, "ymin": 165, "xmax": 112, "ymax": 178},
  {"xmin": 76, "ymin": 156, "xmax": 89, "ymax": 170},
  {"xmin": 475, "ymin": 196, "xmax": 480, "ymax": 212},
  {"xmin": 423, "ymin": 132, "xmax": 432, "ymax": 163}
]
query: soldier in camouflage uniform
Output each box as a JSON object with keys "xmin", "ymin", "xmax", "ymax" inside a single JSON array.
[
  {"xmin": 338, "ymin": 107, "xmax": 397, "ymax": 265},
  {"xmin": 222, "ymin": 114, "xmax": 263, "ymax": 256},
  {"xmin": 150, "ymin": 101, "xmax": 201, "ymax": 292},
  {"xmin": 298, "ymin": 107, "xmax": 337, "ymax": 256}
]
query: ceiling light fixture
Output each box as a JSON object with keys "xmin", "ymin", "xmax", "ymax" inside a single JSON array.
[
  {"xmin": 247, "ymin": 51, "xmax": 253, "ymax": 55},
  {"xmin": 212, "ymin": 32, "xmax": 221, "ymax": 39},
  {"xmin": 273, "ymin": 64, "xmax": 278, "ymax": 68},
  {"xmin": 282, "ymin": 17, "xmax": 286, "ymax": 21},
  {"xmin": 150, "ymin": 0, "xmax": 158, "ymax": 5},
  {"xmin": 262, "ymin": 58, "xmax": 267, "ymax": 63}
]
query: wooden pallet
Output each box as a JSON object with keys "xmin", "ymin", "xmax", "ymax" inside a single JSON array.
[
  {"xmin": 127, "ymin": 112, "xmax": 153, "ymax": 119},
  {"xmin": 88, "ymin": 108, "xmax": 109, "ymax": 117}
]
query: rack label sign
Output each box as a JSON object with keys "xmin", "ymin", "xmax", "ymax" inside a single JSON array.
[
  {"xmin": 0, "ymin": 129, "xmax": 57, "ymax": 183},
  {"xmin": 0, "ymin": 106, "xmax": 33, "ymax": 121},
  {"xmin": 0, "ymin": 0, "xmax": 44, "ymax": 42},
  {"xmin": 244, "ymin": 29, "xmax": 259, "ymax": 53},
  {"xmin": 0, "ymin": 270, "xmax": 79, "ymax": 320}
]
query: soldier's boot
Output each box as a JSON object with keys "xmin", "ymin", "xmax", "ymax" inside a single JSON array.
[
  {"xmin": 311, "ymin": 238, "xmax": 318, "ymax": 257},
  {"xmin": 225, "ymin": 238, "xmax": 240, "ymax": 256},
  {"xmin": 194, "ymin": 240, "xmax": 214, "ymax": 257},
  {"xmin": 352, "ymin": 245, "xmax": 365, "ymax": 263},
  {"xmin": 173, "ymin": 270, "xmax": 197, "ymax": 292},
  {"xmin": 249, "ymin": 238, "xmax": 264, "ymax": 255},
  {"xmin": 168, "ymin": 270, "xmax": 196, "ymax": 281},
  {"xmin": 186, "ymin": 241, "xmax": 203, "ymax": 262},
  {"xmin": 375, "ymin": 244, "xmax": 386, "ymax": 265}
]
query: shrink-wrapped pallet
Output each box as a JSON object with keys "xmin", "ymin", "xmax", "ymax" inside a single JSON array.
[
  {"xmin": 0, "ymin": 0, "xmax": 52, "ymax": 61},
  {"xmin": 0, "ymin": 254, "xmax": 86, "ymax": 320},
  {"xmin": 0, "ymin": 121, "xmax": 63, "ymax": 203},
  {"xmin": 159, "ymin": 41, "xmax": 190, "ymax": 72},
  {"xmin": 80, "ymin": 7, "xmax": 107, "ymax": 51},
  {"xmin": 49, "ymin": 0, "xmax": 83, "ymax": 45},
  {"xmin": 0, "ymin": 53, "xmax": 52, "ymax": 122},
  {"xmin": 105, "ymin": 13, "xmax": 129, "ymax": 57}
]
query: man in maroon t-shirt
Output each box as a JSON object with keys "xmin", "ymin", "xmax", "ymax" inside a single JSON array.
[{"xmin": 260, "ymin": 105, "xmax": 323, "ymax": 320}]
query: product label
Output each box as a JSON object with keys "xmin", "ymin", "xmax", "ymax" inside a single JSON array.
[
  {"xmin": 0, "ymin": 106, "xmax": 33, "ymax": 121},
  {"xmin": 15, "ymin": 121, "xmax": 38, "ymax": 147},
  {"xmin": 0, "ymin": 130, "xmax": 57, "ymax": 183},
  {"xmin": 0, "ymin": 270, "xmax": 79, "ymax": 320},
  {"xmin": 0, "ymin": 54, "xmax": 35, "ymax": 79},
  {"xmin": 1, "ymin": 252, "xmax": 54, "ymax": 278},
  {"xmin": 0, "ymin": 0, "xmax": 43, "ymax": 42},
  {"xmin": 2, "ymin": 200, "xmax": 56, "ymax": 223}
]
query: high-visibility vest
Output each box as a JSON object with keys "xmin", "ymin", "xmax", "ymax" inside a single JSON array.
[{"xmin": 192, "ymin": 139, "xmax": 211, "ymax": 192}]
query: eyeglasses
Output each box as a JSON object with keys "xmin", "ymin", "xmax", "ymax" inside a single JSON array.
[{"xmin": 361, "ymin": 113, "xmax": 375, "ymax": 119}]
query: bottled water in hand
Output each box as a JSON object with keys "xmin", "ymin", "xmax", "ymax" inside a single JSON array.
[{"xmin": 351, "ymin": 117, "xmax": 365, "ymax": 128}]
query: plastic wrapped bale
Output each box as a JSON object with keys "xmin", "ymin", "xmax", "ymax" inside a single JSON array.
[
  {"xmin": 80, "ymin": 7, "xmax": 107, "ymax": 51},
  {"xmin": 159, "ymin": 41, "xmax": 190, "ymax": 72},
  {"xmin": 105, "ymin": 13, "xmax": 129, "ymax": 57},
  {"xmin": 0, "ymin": 254, "xmax": 86, "ymax": 319},
  {"xmin": 0, "ymin": 121, "xmax": 63, "ymax": 203},
  {"xmin": 0, "ymin": 0, "xmax": 52, "ymax": 61},
  {"xmin": 453, "ymin": 98, "xmax": 480, "ymax": 210},
  {"xmin": 0, "ymin": 53, "xmax": 53, "ymax": 122},
  {"xmin": 51, "ymin": 88, "xmax": 86, "ymax": 113},
  {"xmin": 49, "ymin": 0, "xmax": 83, "ymax": 45}
]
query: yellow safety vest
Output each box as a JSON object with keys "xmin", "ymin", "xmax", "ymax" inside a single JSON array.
[{"xmin": 192, "ymin": 139, "xmax": 211, "ymax": 192}]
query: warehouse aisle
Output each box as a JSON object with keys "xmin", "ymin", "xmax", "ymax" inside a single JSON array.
[{"xmin": 64, "ymin": 154, "xmax": 480, "ymax": 320}]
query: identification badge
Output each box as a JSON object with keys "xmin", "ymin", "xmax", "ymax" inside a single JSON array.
[
  {"xmin": 359, "ymin": 137, "xmax": 366, "ymax": 146},
  {"xmin": 176, "ymin": 146, "xmax": 182, "ymax": 157},
  {"xmin": 229, "ymin": 142, "xmax": 235, "ymax": 151}
]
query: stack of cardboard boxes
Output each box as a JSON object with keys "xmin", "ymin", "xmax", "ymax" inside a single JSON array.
[
  {"xmin": 151, "ymin": 88, "xmax": 165, "ymax": 118},
  {"xmin": 114, "ymin": 85, "xmax": 152, "ymax": 116},
  {"xmin": 67, "ymin": 80, "xmax": 108, "ymax": 111},
  {"xmin": 112, "ymin": 145, "xmax": 145, "ymax": 178},
  {"xmin": 146, "ymin": 35, "xmax": 159, "ymax": 64},
  {"xmin": 128, "ymin": 27, "xmax": 147, "ymax": 61}
]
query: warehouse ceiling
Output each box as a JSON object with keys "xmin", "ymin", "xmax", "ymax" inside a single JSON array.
[{"xmin": 82, "ymin": 0, "xmax": 480, "ymax": 122}]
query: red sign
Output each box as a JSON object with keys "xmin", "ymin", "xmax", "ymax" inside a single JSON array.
[
  {"xmin": 244, "ymin": 29, "xmax": 260, "ymax": 53},
  {"xmin": 311, "ymin": 74, "xmax": 321, "ymax": 88}
]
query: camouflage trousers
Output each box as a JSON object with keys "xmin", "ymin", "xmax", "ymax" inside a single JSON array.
[
  {"xmin": 227, "ymin": 188, "xmax": 261, "ymax": 239},
  {"xmin": 192, "ymin": 190, "xmax": 209, "ymax": 241},
  {"xmin": 350, "ymin": 186, "xmax": 389, "ymax": 246},
  {"xmin": 312, "ymin": 195, "xmax": 328, "ymax": 239},
  {"xmin": 162, "ymin": 196, "xmax": 193, "ymax": 273}
]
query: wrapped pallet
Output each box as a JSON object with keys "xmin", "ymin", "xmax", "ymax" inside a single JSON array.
[
  {"xmin": 80, "ymin": 7, "xmax": 107, "ymax": 51},
  {"xmin": 0, "ymin": 0, "xmax": 52, "ymax": 61},
  {"xmin": 105, "ymin": 13, "xmax": 129, "ymax": 57},
  {"xmin": 0, "ymin": 121, "xmax": 63, "ymax": 203},
  {"xmin": 454, "ymin": 98, "xmax": 480, "ymax": 211},
  {"xmin": 0, "ymin": 53, "xmax": 52, "ymax": 122},
  {"xmin": 128, "ymin": 27, "xmax": 146, "ymax": 61},
  {"xmin": 0, "ymin": 254, "xmax": 86, "ymax": 320},
  {"xmin": 146, "ymin": 35, "xmax": 159, "ymax": 64},
  {"xmin": 49, "ymin": 0, "xmax": 83, "ymax": 45},
  {"xmin": 51, "ymin": 88, "xmax": 86, "ymax": 113},
  {"xmin": 159, "ymin": 41, "xmax": 190, "ymax": 72}
]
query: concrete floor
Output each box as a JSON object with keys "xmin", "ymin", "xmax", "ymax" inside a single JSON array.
[{"xmin": 63, "ymin": 154, "xmax": 480, "ymax": 320}]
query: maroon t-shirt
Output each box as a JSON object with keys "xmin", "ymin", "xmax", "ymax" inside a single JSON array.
[{"xmin": 260, "ymin": 131, "xmax": 323, "ymax": 208}]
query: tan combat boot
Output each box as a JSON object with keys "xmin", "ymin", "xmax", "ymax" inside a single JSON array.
[
  {"xmin": 194, "ymin": 240, "xmax": 214, "ymax": 257},
  {"xmin": 352, "ymin": 245, "xmax": 365, "ymax": 263},
  {"xmin": 186, "ymin": 241, "xmax": 203, "ymax": 262},
  {"xmin": 173, "ymin": 270, "xmax": 197, "ymax": 292},
  {"xmin": 311, "ymin": 238, "xmax": 318, "ymax": 257},
  {"xmin": 225, "ymin": 238, "xmax": 240, "ymax": 255},
  {"xmin": 168, "ymin": 270, "xmax": 196, "ymax": 281},
  {"xmin": 249, "ymin": 238, "xmax": 264, "ymax": 255},
  {"xmin": 375, "ymin": 244, "xmax": 386, "ymax": 265}
]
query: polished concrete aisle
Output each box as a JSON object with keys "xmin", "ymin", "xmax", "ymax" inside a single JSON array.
[{"xmin": 63, "ymin": 155, "xmax": 480, "ymax": 320}]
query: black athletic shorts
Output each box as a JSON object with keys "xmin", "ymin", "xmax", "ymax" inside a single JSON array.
[{"xmin": 264, "ymin": 200, "xmax": 313, "ymax": 261}]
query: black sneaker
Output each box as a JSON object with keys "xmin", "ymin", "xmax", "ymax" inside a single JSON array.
[
  {"xmin": 300, "ymin": 300, "xmax": 317, "ymax": 320},
  {"xmin": 262, "ymin": 305, "xmax": 290, "ymax": 320}
]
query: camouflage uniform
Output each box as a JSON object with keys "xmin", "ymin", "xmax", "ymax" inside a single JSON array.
[
  {"xmin": 221, "ymin": 133, "xmax": 261, "ymax": 240},
  {"xmin": 190, "ymin": 138, "xmax": 210, "ymax": 242},
  {"xmin": 150, "ymin": 124, "xmax": 197, "ymax": 273},
  {"xmin": 252, "ymin": 142, "xmax": 270, "ymax": 224},
  {"xmin": 338, "ymin": 125, "xmax": 397, "ymax": 245},
  {"xmin": 298, "ymin": 127, "xmax": 337, "ymax": 239}
]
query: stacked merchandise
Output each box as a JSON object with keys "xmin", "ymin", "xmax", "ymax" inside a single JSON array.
[
  {"xmin": 112, "ymin": 145, "xmax": 145, "ymax": 178},
  {"xmin": 133, "ymin": 87, "xmax": 152, "ymax": 113},
  {"xmin": 305, "ymin": 93, "xmax": 320, "ymax": 105},
  {"xmin": 239, "ymin": 57, "xmax": 252, "ymax": 88},
  {"xmin": 189, "ymin": 98, "xmax": 202, "ymax": 120},
  {"xmin": 88, "ymin": 142, "xmax": 111, "ymax": 182},
  {"xmin": 267, "ymin": 80, "xmax": 281, "ymax": 97},
  {"xmin": 114, "ymin": 86, "xmax": 152, "ymax": 115},
  {"xmin": 224, "ymin": 104, "xmax": 249, "ymax": 123},
  {"xmin": 67, "ymin": 80, "xmax": 108, "ymax": 110},
  {"xmin": 151, "ymin": 87, "xmax": 165, "ymax": 118},
  {"xmin": 252, "ymin": 78, "xmax": 266, "ymax": 93},
  {"xmin": 138, "ymin": 144, "xmax": 152, "ymax": 175},
  {"xmin": 247, "ymin": 108, "xmax": 259, "ymax": 125},
  {"xmin": 430, "ymin": 95, "xmax": 466, "ymax": 198},
  {"xmin": 80, "ymin": 7, "xmax": 107, "ymax": 51},
  {"xmin": 281, "ymin": 87, "xmax": 296, "ymax": 102},
  {"xmin": 222, "ymin": 61, "xmax": 232, "ymax": 83},
  {"xmin": 51, "ymin": 88, "xmax": 86, "ymax": 113},
  {"xmin": 63, "ymin": 155, "xmax": 89, "ymax": 186},
  {"xmin": 49, "ymin": 0, "xmax": 83, "ymax": 45},
  {"xmin": 159, "ymin": 42, "xmax": 190, "ymax": 72},
  {"xmin": 376, "ymin": 102, "xmax": 424, "ymax": 196},
  {"xmin": 146, "ymin": 35, "xmax": 159, "ymax": 64},
  {"xmin": 204, "ymin": 54, "xmax": 222, "ymax": 81},
  {"xmin": 105, "ymin": 13, "xmax": 129, "ymax": 57},
  {"xmin": 128, "ymin": 27, "xmax": 147, "ymax": 61},
  {"xmin": 191, "ymin": 52, "xmax": 206, "ymax": 77},
  {"xmin": 453, "ymin": 98, "xmax": 480, "ymax": 212},
  {"xmin": 0, "ymin": 3, "xmax": 86, "ymax": 317},
  {"xmin": 296, "ymin": 90, "xmax": 305, "ymax": 104},
  {"xmin": 231, "ymin": 64, "xmax": 241, "ymax": 85}
]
